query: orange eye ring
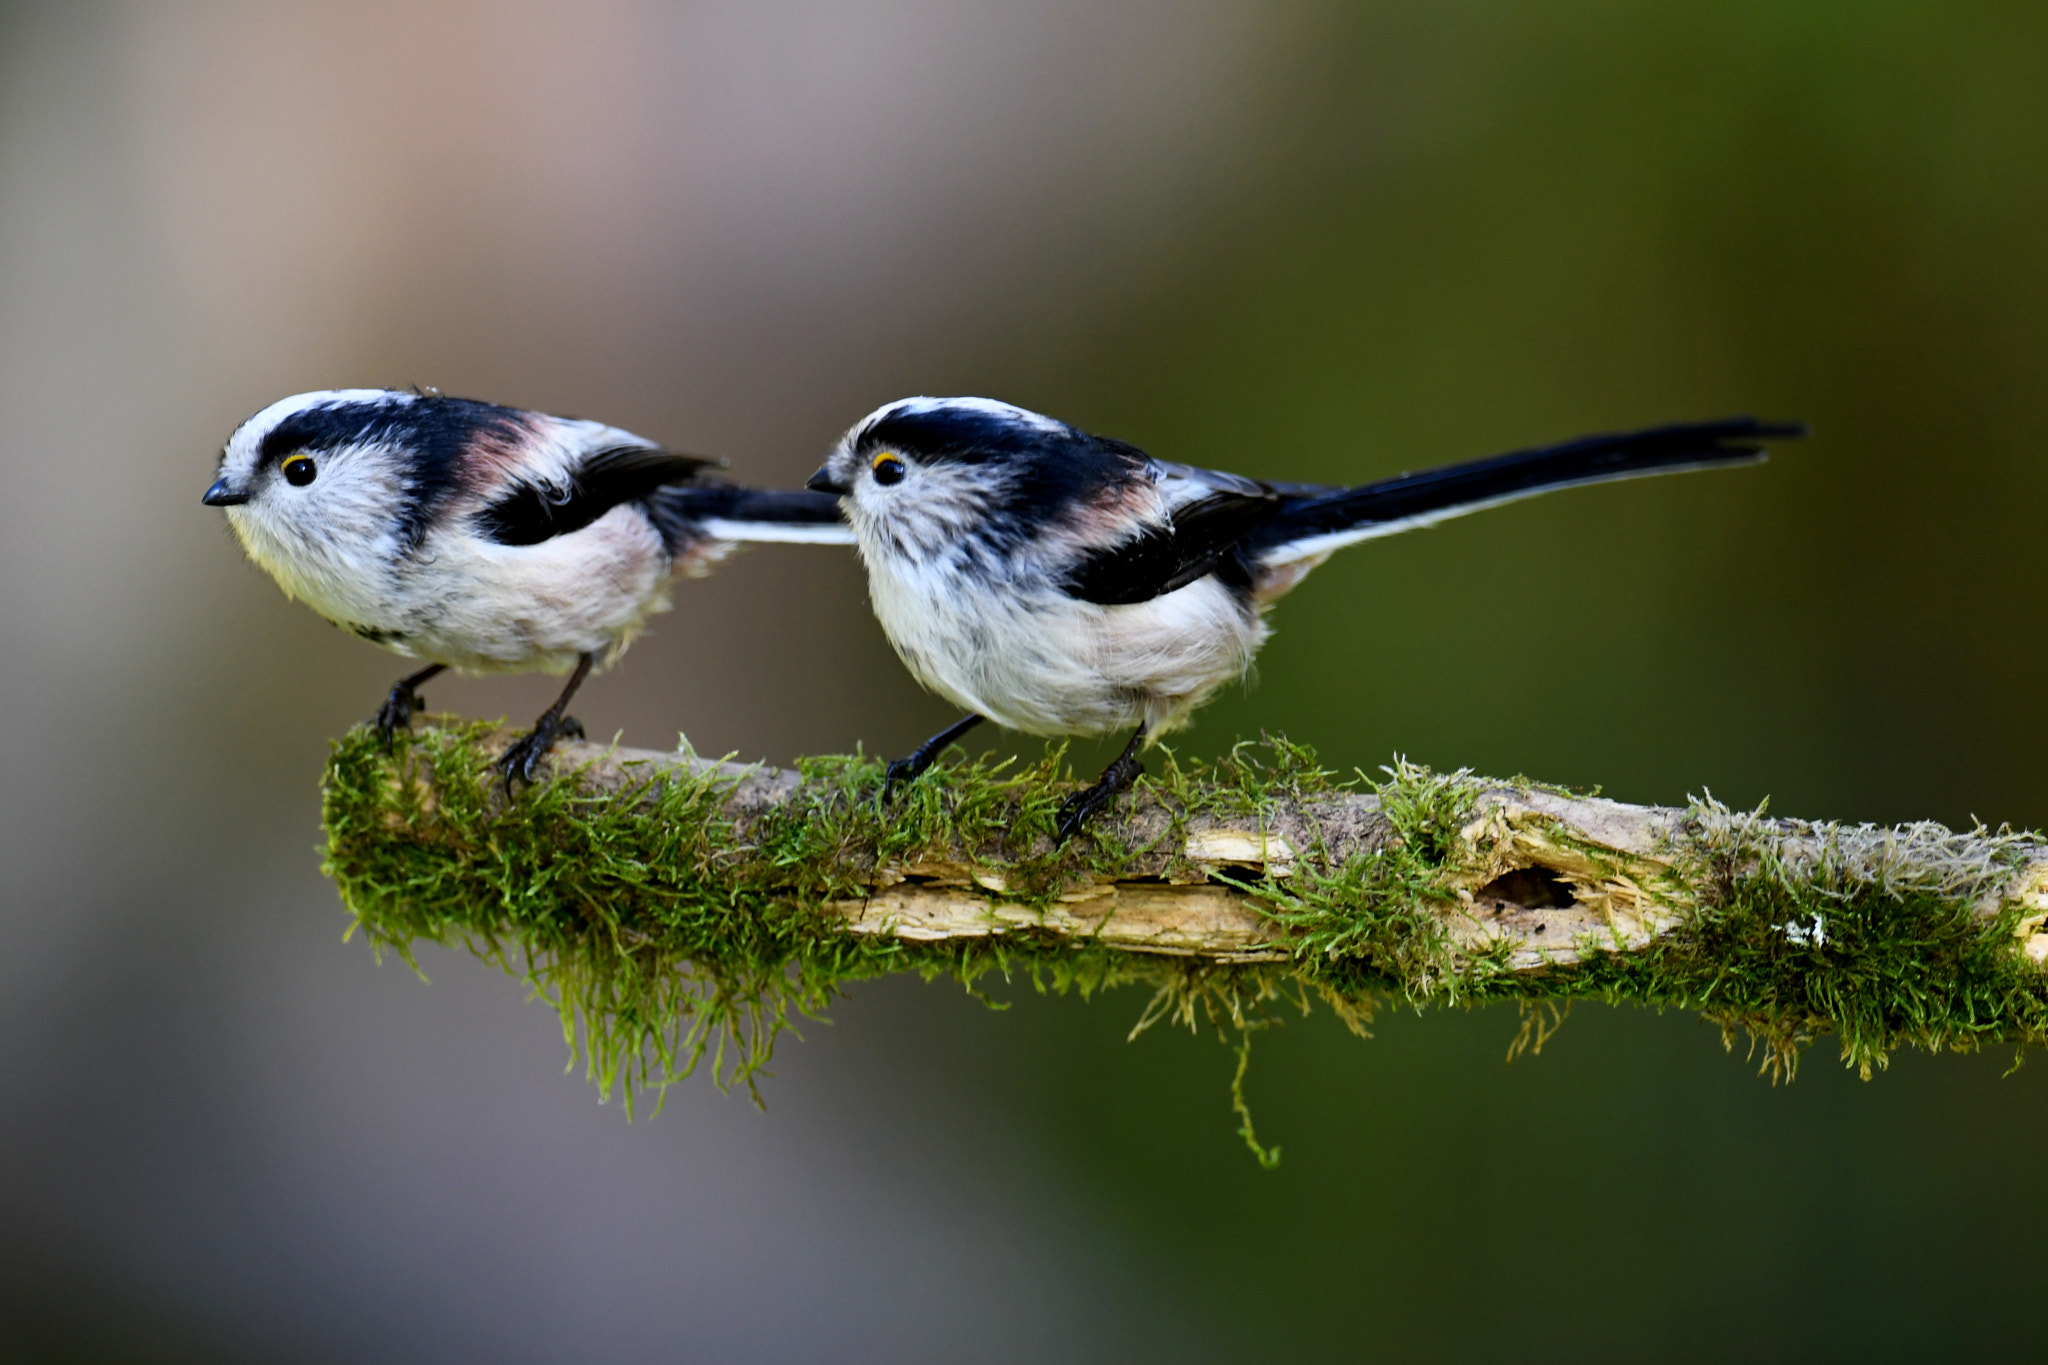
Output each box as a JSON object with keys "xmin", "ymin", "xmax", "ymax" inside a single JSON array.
[
  {"xmin": 281, "ymin": 454, "xmax": 318, "ymax": 487},
  {"xmin": 871, "ymin": 453, "xmax": 906, "ymax": 486}
]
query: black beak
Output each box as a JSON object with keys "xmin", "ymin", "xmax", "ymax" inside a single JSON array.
[
  {"xmin": 202, "ymin": 478, "xmax": 250, "ymax": 507},
  {"xmin": 805, "ymin": 466, "xmax": 851, "ymax": 496}
]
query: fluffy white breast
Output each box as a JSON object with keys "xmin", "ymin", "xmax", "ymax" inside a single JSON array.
[
  {"xmin": 857, "ymin": 531, "xmax": 1265, "ymax": 737},
  {"xmin": 389, "ymin": 502, "xmax": 674, "ymax": 673}
]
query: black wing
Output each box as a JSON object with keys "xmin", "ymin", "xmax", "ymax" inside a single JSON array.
[
  {"xmin": 1061, "ymin": 464, "xmax": 1286, "ymax": 606},
  {"xmin": 474, "ymin": 444, "xmax": 715, "ymax": 547}
]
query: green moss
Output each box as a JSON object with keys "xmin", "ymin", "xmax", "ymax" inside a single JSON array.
[
  {"xmin": 325, "ymin": 721, "xmax": 1193, "ymax": 1111},
  {"xmin": 321, "ymin": 722, "xmax": 2048, "ymax": 1157},
  {"xmin": 1564, "ymin": 804, "xmax": 2048, "ymax": 1080},
  {"xmin": 1261, "ymin": 758, "xmax": 1502, "ymax": 1007}
]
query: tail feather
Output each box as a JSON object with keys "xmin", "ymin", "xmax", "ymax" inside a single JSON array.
[
  {"xmin": 644, "ymin": 483, "xmax": 854, "ymax": 550},
  {"xmin": 1251, "ymin": 417, "xmax": 1804, "ymax": 564}
]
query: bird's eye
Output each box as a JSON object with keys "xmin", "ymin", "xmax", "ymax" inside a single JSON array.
[
  {"xmin": 281, "ymin": 454, "xmax": 317, "ymax": 487},
  {"xmin": 871, "ymin": 453, "xmax": 906, "ymax": 486}
]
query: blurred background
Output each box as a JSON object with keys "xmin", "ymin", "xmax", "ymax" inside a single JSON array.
[{"xmin": 2, "ymin": 0, "xmax": 2044, "ymax": 1358}]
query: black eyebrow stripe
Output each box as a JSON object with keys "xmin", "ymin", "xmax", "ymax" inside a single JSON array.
[{"xmin": 254, "ymin": 395, "xmax": 542, "ymax": 553}]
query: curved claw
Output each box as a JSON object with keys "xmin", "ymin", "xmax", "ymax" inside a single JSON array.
[
  {"xmin": 1054, "ymin": 787, "xmax": 1116, "ymax": 844},
  {"xmin": 495, "ymin": 653, "xmax": 595, "ymax": 794},
  {"xmin": 878, "ymin": 714, "xmax": 984, "ymax": 807},
  {"xmin": 373, "ymin": 665, "xmax": 448, "ymax": 750},
  {"xmin": 879, "ymin": 756, "xmax": 922, "ymax": 805},
  {"xmin": 495, "ymin": 718, "xmax": 568, "ymax": 792},
  {"xmin": 1053, "ymin": 747, "xmax": 1145, "ymax": 846},
  {"xmin": 374, "ymin": 685, "xmax": 424, "ymax": 750}
]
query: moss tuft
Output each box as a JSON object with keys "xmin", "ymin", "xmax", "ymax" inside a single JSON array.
[{"xmin": 1581, "ymin": 798, "xmax": 2048, "ymax": 1081}]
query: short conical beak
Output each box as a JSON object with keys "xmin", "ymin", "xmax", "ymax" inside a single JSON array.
[
  {"xmin": 202, "ymin": 478, "xmax": 249, "ymax": 507},
  {"xmin": 805, "ymin": 466, "xmax": 851, "ymax": 496}
]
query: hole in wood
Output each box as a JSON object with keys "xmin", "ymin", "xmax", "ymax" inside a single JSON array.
[{"xmin": 1477, "ymin": 866, "xmax": 1576, "ymax": 910}]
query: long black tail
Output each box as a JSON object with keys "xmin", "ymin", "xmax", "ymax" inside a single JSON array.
[
  {"xmin": 644, "ymin": 482, "xmax": 853, "ymax": 551},
  {"xmin": 1249, "ymin": 417, "xmax": 1805, "ymax": 562}
]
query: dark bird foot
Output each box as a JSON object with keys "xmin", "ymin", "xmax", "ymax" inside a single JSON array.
[
  {"xmin": 373, "ymin": 664, "xmax": 447, "ymax": 749},
  {"xmin": 496, "ymin": 715, "xmax": 576, "ymax": 791},
  {"xmin": 374, "ymin": 687, "xmax": 422, "ymax": 748},
  {"xmin": 881, "ymin": 752, "xmax": 933, "ymax": 804},
  {"xmin": 1054, "ymin": 751, "xmax": 1145, "ymax": 845},
  {"xmin": 880, "ymin": 713, "xmax": 985, "ymax": 804},
  {"xmin": 496, "ymin": 652, "xmax": 597, "ymax": 793}
]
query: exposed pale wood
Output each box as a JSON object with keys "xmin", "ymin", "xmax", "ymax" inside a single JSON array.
[{"xmin": 481, "ymin": 736, "xmax": 2048, "ymax": 973}]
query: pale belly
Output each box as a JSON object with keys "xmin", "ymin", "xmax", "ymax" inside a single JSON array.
[
  {"xmin": 269, "ymin": 508, "xmax": 674, "ymax": 675},
  {"xmin": 870, "ymin": 569, "xmax": 1267, "ymax": 737}
]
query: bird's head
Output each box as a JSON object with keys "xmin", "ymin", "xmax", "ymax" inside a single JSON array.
[
  {"xmin": 205, "ymin": 388, "xmax": 545, "ymax": 598},
  {"xmin": 808, "ymin": 396, "xmax": 1135, "ymax": 567}
]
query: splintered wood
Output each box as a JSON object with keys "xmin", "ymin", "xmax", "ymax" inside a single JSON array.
[{"xmin": 478, "ymin": 736, "xmax": 2048, "ymax": 976}]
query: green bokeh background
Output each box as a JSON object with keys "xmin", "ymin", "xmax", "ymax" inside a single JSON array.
[{"xmin": 2, "ymin": 2, "xmax": 2043, "ymax": 1359}]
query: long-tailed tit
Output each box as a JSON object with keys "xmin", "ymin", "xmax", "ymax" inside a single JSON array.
[
  {"xmin": 807, "ymin": 398, "xmax": 1803, "ymax": 839},
  {"xmin": 205, "ymin": 389, "xmax": 851, "ymax": 782}
]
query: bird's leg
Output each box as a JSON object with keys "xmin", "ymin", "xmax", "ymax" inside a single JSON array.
[
  {"xmin": 375, "ymin": 663, "xmax": 448, "ymax": 748},
  {"xmin": 883, "ymin": 713, "xmax": 985, "ymax": 800},
  {"xmin": 496, "ymin": 652, "xmax": 595, "ymax": 790},
  {"xmin": 1054, "ymin": 724, "xmax": 1148, "ymax": 844}
]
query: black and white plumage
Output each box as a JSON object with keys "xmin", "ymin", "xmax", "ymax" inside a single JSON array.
[
  {"xmin": 807, "ymin": 397, "xmax": 1804, "ymax": 837},
  {"xmin": 205, "ymin": 388, "xmax": 851, "ymax": 780}
]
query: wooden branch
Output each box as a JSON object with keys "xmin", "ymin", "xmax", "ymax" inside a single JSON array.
[
  {"xmin": 446, "ymin": 733, "xmax": 2048, "ymax": 971},
  {"xmin": 321, "ymin": 723, "xmax": 2048, "ymax": 1095}
]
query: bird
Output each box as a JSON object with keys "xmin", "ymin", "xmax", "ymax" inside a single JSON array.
[
  {"xmin": 805, "ymin": 397, "xmax": 1804, "ymax": 841},
  {"xmin": 205, "ymin": 388, "xmax": 852, "ymax": 784}
]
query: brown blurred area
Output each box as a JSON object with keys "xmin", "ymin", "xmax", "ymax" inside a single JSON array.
[{"xmin": 3, "ymin": 1, "xmax": 2046, "ymax": 1359}]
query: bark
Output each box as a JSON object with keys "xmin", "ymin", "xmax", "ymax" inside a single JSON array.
[{"xmin": 464, "ymin": 736, "xmax": 2048, "ymax": 974}]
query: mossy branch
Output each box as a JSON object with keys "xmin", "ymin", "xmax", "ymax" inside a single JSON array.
[{"xmin": 322, "ymin": 721, "xmax": 2048, "ymax": 1142}]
